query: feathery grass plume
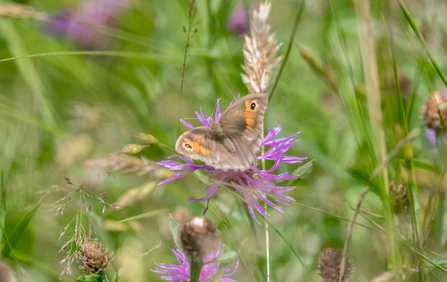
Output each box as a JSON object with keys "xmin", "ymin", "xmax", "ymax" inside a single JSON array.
[
  {"xmin": 84, "ymin": 155, "xmax": 174, "ymax": 178},
  {"xmin": 241, "ymin": 1, "xmax": 282, "ymax": 94},
  {"xmin": 180, "ymin": 216, "xmax": 221, "ymax": 261},
  {"xmin": 317, "ymin": 249, "xmax": 354, "ymax": 282},
  {"xmin": 423, "ymin": 91, "xmax": 447, "ymax": 132},
  {"xmin": 0, "ymin": 3, "xmax": 39, "ymax": 19},
  {"xmin": 79, "ymin": 240, "xmax": 113, "ymax": 274}
]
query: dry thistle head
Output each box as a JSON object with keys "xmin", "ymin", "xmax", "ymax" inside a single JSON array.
[
  {"xmin": 241, "ymin": 1, "xmax": 282, "ymax": 94},
  {"xmin": 79, "ymin": 240, "xmax": 113, "ymax": 274},
  {"xmin": 317, "ymin": 249, "xmax": 354, "ymax": 282},
  {"xmin": 423, "ymin": 91, "xmax": 447, "ymax": 132},
  {"xmin": 180, "ymin": 216, "xmax": 220, "ymax": 261},
  {"xmin": 390, "ymin": 181, "xmax": 410, "ymax": 214}
]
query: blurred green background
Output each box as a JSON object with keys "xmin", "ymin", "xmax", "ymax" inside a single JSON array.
[{"xmin": 1, "ymin": 0, "xmax": 447, "ymax": 281}]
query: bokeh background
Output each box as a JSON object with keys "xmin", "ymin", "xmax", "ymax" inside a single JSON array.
[{"xmin": 1, "ymin": 0, "xmax": 447, "ymax": 281}]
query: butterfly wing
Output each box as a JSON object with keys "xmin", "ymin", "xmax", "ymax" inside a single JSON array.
[
  {"xmin": 219, "ymin": 93, "xmax": 268, "ymax": 140},
  {"xmin": 211, "ymin": 133, "xmax": 262, "ymax": 171},
  {"xmin": 208, "ymin": 94, "xmax": 268, "ymax": 171},
  {"xmin": 175, "ymin": 127, "xmax": 219, "ymax": 164}
]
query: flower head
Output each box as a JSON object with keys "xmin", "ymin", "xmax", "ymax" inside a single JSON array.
[
  {"xmin": 158, "ymin": 96, "xmax": 306, "ymax": 223},
  {"xmin": 180, "ymin": 216, "xmax": 221, "ymax": 261},
  {"xmin": 152, "ymin": 244, "xmax": 238, "ymax": 282},
  {"xmin": 79, "ymin": 240, "xmax": 113, "ymax": 274},
  {"xmin": 317, "ymin": 249, "xmax": 354, "ymax": 282},
  {"xmin": 47, "ymin": 0, "xmax": 129, "ymax": 49}
]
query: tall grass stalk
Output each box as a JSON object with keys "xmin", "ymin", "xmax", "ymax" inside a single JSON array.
[{"xmin": 355, "ymin": 0, "xmax": 397, "ymax": 269}]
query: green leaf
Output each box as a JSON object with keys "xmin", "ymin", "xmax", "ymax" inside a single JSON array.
[
  {"xmin": 209, "ymin": 261, "xmax": 228, "ymax": 282},
  {"xmin": 0, "ymin": 170, "xmax": 6, "ymax": 253},
  {"xmin": 77, "ymin": 274, "xmax": 103, "ymax": 282},
  {"xmin": 169, "ymin": 214, "xmax": 182, "ymax": 249},
  {"xmin": 283, "ymin": 159, "xmax": 315, "ymax": 185},
  {"xmin": 1, "ymin": 192, "xmax": 48, "ymax": 258},
  {"xmin": 113, "ymin": 209, "xmax": 167, "ymax": 224},
  {"xmin": 113, "ymin": 241, "xmax": 161, "ymax": 282},
  {"xmin": 206, "ymin": 251, "xmax": 238, "ymax": 264}
]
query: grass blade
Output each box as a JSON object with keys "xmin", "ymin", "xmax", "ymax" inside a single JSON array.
[{"xmin": 1, "ymin": 192, "xmax": 48, "ymax": 258}]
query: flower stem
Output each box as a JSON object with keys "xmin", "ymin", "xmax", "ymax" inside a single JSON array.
[
  {"xmin": 261, "ymin": 140, "xmax": 270, "ymax": 282},
  {"xmin": 189, "ymin": 259, "xmax": 203, "ymax": 282}
]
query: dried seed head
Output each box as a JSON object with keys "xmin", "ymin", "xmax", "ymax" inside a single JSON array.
[
  {"xmin": 241, "ymin": 1, "xmax": 282, "ymax": 94},
  {"xmin": 423, "ymin": 92, "xmax": 447, "ymax": 132},
  {"xmin": 317, "ymin": 249, "xmax": 354, "ymax": 282},
  {"xmin": 180, "ymin": 216, "xmax": 220, "ymax": 260},
  {"xmin": 79, "ymin": 241, "xmax": 113, "ymax": 274},
  {"xmin": 390, "ymin": 181, "xmax": 410, "ymax": 214}
]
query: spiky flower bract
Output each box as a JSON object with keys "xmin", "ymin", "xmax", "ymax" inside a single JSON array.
[{"xmin": 157, "ymin": 96, "xmax": 305, "ymax": 223}]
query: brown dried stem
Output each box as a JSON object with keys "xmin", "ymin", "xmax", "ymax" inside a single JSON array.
[{"xmin": 339, "ymin": 186, "xmax": 369, "ymax": 282}]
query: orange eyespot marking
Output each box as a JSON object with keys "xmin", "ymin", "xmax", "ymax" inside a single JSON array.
[
  {"xmin": 245, "ymin": 100, "xmax": 257, "ymax": 111},
  {"xmin": 184, "ymin": 138, "xmax": 209, "ymax": 155}
]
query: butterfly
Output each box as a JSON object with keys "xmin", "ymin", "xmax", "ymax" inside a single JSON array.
[{"xmin": 175, "ymin": 94, "xmax": 268, "ymax": 171}]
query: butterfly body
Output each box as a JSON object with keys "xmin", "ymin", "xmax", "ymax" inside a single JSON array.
[{"xmin": 176, "ymin": 94, "xmax": 268, "ymax": 171}]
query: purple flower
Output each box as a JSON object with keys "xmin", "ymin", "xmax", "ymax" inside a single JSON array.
[
  {"xmin": 158, "ymin": 96, "xmax": 306, "ymax": 223},
  {"xmin": 226, "ymin": 5, "xmax": 248, "ymax": 35},
  {"xmin": 152, "ymin": 244, "xmax": 239, "ymax": 282},
  {"xmin": 47, "ymin": 0, "xmax": 129, "ymax": 49}
]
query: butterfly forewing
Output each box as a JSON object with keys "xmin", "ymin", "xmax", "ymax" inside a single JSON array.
[
  {"xmin": 175, "ymin": 127, "xmax": 219, "ymax": 164},
  {"xmin": 219, "ymin": 94, "xmax": 268, "ymax": 140}
]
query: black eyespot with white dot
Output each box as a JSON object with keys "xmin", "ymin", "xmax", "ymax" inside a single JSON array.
[
  {"xmin": 250, "ymin": 102, "xmax": 256, "ymax": 110},
  {"xmin": 185, "ymin": 144, "xmax": 192, "ymax": 149}
]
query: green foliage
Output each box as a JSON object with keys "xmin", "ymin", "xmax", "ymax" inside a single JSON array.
[{"xmin": 1, "ymin": 0, "xmax": 447, "ymax": 281}]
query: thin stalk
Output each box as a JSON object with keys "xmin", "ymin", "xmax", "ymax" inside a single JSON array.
[
  {"xmin": 189, "ymin": 259, "xmax": 203, "ymax": 282},
  {"xmin": 339, "ymin": 187, "xmax": 369, "ymax": 282},
  {"xmin": 268, "ymin": 0, "xmax": 305, "ymax": 103},
  {"xmin": 261, "ymin": 136, "xmax": 270, "ymax": 282},
  {"xmin": 178, "ymin": 0, "xmax": 197, "ymax": 136},
  {"xmin": 398, "ymin": 0, "xmax": 447, "ymax": 88},
  {"xmin": 356, "ymin": 0, "xmax": 396, "ymax": 267}
]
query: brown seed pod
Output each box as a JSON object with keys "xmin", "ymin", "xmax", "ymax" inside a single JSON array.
[
  {"xmin": 317, "ymin": 248, "xmax": 354, "ymax": 282},
  {"xmin": 79, "ymin": 240, "xmax": 113, "ymax": 274},
  {"xmin": 180, "ymin": 216, "xmax": 220, "ymax": 260},
  {"xmin": 423, "ymin": 92, "xmax": 447, "ymax": 132}
]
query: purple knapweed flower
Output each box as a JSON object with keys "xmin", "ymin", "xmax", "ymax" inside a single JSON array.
[
  {"xmin": 157, "ymin": 96, "xmax": 306, "ymax": 224},
  {"xmin": 47, "ymin": 0, "xmax": 129, "ymax": 49},
  {"xmin": 152, "ymin": 244, "xmax": 239, "ymax": 282},
  {"xmin": 226, "ymin": 5, "xmax": 248, "ymax": 35}
]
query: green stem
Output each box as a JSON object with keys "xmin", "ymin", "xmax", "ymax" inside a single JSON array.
[
  {"xmin": 398, "ymin": 0, "xmax": 447, "ymax": 88},
  {"xmin": 189, "ymin": 259, "xmax": 203, "ymax": 282},
  {"xmin": 268, "ymin": 0, "xmax": 305, "ymax": 103}
]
